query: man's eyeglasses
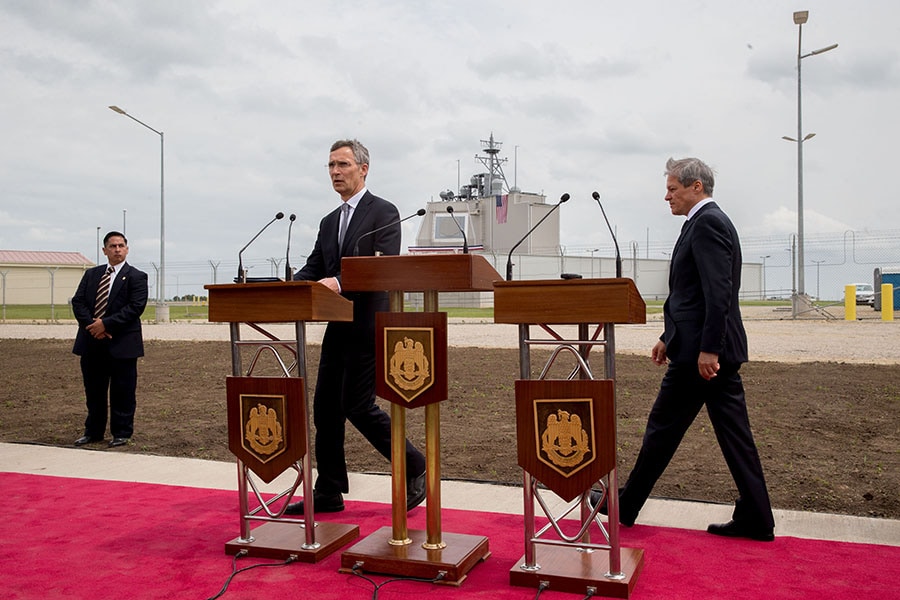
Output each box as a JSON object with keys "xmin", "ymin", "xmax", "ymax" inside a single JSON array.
[{"xmin": 327, "ymin": 160, "xmax": 357, "ymax": 171}]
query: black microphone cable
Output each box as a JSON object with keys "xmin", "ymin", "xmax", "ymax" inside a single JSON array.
[{"xmin": 205, "ymin": 550, "xmax": 298, "ymax": 600}]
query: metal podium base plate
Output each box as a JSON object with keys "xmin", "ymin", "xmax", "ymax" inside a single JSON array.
[
  {"xmin": 339, "ymin": 526, "xmax": 491, "ymax": 586},
  {"xmin": 225, "ymin": 520, "xmax": 360, "ymax": 562},
  {"xmin": 509, "ymin": 546, "xmax": 644, "ymax": 598}
]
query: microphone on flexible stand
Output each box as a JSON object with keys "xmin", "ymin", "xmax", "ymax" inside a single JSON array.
[
  {"xmin": 446, "ymin": 205, "xmax": 469, "ymax": 254},
  {"xmin": 506, "ymin": 193, "xmax": 569, "ymax": 281},
  {"xmin": 592, "ymin": 191, "xmax": 621, "ymax": 278},
  {"xmin": 284, "ymin": 213, "xmax": 297, "ymax": 281},
  {"xmin": 236, "ymin": 212, "xmax": 284, "ymax": 283},
  {"xmin": 353, "ymin": 208, "xmax": 426, "ymax": 257}
]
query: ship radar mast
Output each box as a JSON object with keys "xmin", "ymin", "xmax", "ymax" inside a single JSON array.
[{"xmin": 476, "ymin": 132, "xmax": 509, "ymax": 198}]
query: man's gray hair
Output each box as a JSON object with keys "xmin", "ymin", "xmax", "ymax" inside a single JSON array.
[
  {"xmin": 331, "ymin": 139, "xmax": 370, "ymax": 167},
  {"xmin": 665, "ymin": 157, "xmax": 715, "ymax": 196}
]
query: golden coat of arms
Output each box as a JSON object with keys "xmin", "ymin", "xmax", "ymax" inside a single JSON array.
[
  {"xmin": 382, "ymin": 327, "xmax": 435, "ymax": 402},
  {"xmin": 245, "ymin": 403, "xmax": 284, "ymax": 456},
  {"xmin": 540, "ymin": 409, "xmax": 590, "ymax": 468},
  {"xmin": 389, "ymin": 337, "xmax": 431, "ymax": 391}
]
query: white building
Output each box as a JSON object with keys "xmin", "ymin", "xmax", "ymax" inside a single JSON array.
[{"xmin": 0, "ymin": 250, "xmax": 93, "ymax": 307}]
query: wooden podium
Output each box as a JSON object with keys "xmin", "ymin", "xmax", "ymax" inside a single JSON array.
[
  {"xmin": 494, "ymin": 277, "xmax": 647, "ymax": 598},
  {"xmin": 337, "ymin": 254, "xmax": 499, "ymax": 585},
  {"xmin": 206, "ymin": 281, "xmax": 360, "ymax": 561}
]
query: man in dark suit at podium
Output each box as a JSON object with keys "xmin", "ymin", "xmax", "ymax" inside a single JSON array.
[
  {"xmin": 286, "ymin": 139, "xmax": 426, "ymax": 514},
  {"xmin": 71, "ymin": 231, "xmax": 148, "ymax": 448},
  {"xmin": 594, "ymin": 157, "xmax": 775, "ymax": 541}
]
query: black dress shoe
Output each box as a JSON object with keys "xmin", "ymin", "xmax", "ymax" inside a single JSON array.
[
  {"xmin": 108, "ymin": 437, "xmax": 130, "ymax": 448},
  {"xmin": 284, "ymin": 491, "xmax": 344, "ymax": 515},
  {"xmin": 588, "ymin": 489, "xmax": 635, "ymax": 527},
  {"xmin": 707, "ymin": 520, "xmax": 775, "ymax": 542},
  {"xmin": 407, "ymin": 472, "xmax": 426, "ymax": 511},
  {"xmin": 74, "ymin": 435, "xmax": 102, "ymax": 446}
]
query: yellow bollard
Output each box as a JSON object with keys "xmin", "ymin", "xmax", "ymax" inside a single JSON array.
[
  {"xmin": 882, "ymin": 283, "xmax": 894, "ymax": 322},
  {"xmin": 844, "ymin": 285, "xmax": 857, "ymax": 321}
]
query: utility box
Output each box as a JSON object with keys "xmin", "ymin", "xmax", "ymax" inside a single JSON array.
[{"xmin": 874, "ymin": 267, "xmax": 900, "ymax": 311}]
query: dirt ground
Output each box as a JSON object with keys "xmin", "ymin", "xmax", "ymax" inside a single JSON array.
[{"xmin": 0, "ymin": 338, "xmax": 897, "ymax": 520}]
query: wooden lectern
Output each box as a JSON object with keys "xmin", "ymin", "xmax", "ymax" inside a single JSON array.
[
  {"xmin": 337, "ymin": 254, "xmax": 499, "ymax": 585},
  {"xmin": 494, "ymin": 277, "xmax": 646, "ymax": 598},
  {"xmin": 206, "ymin": 281, "xmax": 360, "ymax": 561}
]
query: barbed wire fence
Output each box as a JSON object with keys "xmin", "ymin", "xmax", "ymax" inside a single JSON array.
[{"xmin": 3, "ymin": 229, "xmax": 900, "ymax": 317}]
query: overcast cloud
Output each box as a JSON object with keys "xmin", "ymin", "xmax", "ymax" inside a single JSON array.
[{"xmin": 1, "ymin": 0, "xmax": 898, "ymax": 295}]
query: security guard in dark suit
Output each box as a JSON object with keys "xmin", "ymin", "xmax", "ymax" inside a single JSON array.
[{"xmin": 71, "ymin": 231, "xmax": 148, "ymax": 448}]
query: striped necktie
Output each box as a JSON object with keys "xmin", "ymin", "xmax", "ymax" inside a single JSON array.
[
  {"xmin": 94, "ymin": 266, "xmax": 115, "ymax": 319},
  {"xmin": 338, "ymin": 203, "xmax": 351, "ymax": 248}
]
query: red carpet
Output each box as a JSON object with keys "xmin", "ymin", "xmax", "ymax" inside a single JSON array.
[{"xmin": 2, "ymin": 472, "xmax": 897, "ymax": 599}]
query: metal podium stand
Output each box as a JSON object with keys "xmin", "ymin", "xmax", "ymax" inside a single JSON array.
[
  {"xmin": 494, "ymin": 277, "xmax": 646, "ymax": 598},
  {"xmin": 206, "ymin": 281, "xmax": 360, "ymax": 561}
]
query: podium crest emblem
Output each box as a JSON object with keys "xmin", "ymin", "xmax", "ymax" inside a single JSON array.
[
  {"xmin": 389, "ymin": 337, "xmax": 431, "ymax": 391},
  {"xmin": 541, "ymin": 409, "xmax": 590, "ymax": 469},
  {"xmin": 383, "ymin": 327, "xmax": 435, "ymax": 402},
  {"xmin": 533, "ymin": 398, "xmax": 595, "ymax": 477},
  {"xmin": 240, "ymin": 395, "xmax": 286, "ymax": 463}
]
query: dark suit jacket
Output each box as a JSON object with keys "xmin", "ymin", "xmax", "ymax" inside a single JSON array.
[
  {"xmin": 294, "ymin": 190, "xmax": 400, "ymax": 334},
  {"xmin": 662, "ymin": 201, "xmax": 748, "ymax": 367},
  {"xmin": 72, "ymin": 262, "xmax": 149, "ymax": 359}
]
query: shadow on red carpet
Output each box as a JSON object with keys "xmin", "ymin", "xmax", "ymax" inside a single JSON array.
[{"xmin": 2, "ymin": 473, "xmax": 896, "ymax": 599}]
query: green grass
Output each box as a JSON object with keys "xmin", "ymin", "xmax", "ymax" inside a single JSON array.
[
  {"xmin": 0, "ymin": 300, "xmax": 793, "ymax": 322},
  {"xmin": 0, "ymin": 303, "xmax": 209, "ymax": 322}
]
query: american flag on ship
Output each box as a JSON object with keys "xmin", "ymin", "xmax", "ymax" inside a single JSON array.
[{"xmin": 495, "ymin": 194, "xmax": 508, "ymax": 224}]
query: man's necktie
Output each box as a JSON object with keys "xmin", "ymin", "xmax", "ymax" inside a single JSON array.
[
  {"xmin": 94, "ymin": 266, "xmax": 114, "ymax": 319},
  {"xmin": 338, "ymin": 203, "xmax": 351, "ymax": 248}
]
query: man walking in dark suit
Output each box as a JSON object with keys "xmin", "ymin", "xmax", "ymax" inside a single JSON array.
[
  {"xmin": 286, "ymin": 139, "xmax": 426, "ymax": 514},
  {"xmin": 594, "ymin": 157, "xmax": 775, "ymax": 541},
  {"xmin": 71, "ymin": 231, "xmax": 148, "ymax": 448}
]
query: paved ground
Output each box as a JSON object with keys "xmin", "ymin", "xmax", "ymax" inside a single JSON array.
[
  {"xmin": 2, "ymin": 305, "xmax": 898, "ymax": 364},
  {"xmin": 3, "ymin": 442, "xmax": 898, "ymax": 546}
]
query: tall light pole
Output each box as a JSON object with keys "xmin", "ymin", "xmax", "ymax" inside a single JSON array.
[
  {"xmin": 812, "ymin": 259, "xmax": 825, "ymax": 300},
  {"xmin": 760, "ymin": 255, "xmax": 771, "ymax": 300},
  {"xmin": 589, "ymin": 248, "xmax": 599, "ymax": 278},
  {"xmin": 109, "ymin": 105, "xmax": 168, "ymax": 322},
  {"xmin": 782, "ymin": 11, "xmax": 837, "ymax": 314}
]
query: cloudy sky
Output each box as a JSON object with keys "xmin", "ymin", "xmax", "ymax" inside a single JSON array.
[{"xmin": 2, "ymin": 1, "xmax": 897, "ymax": 296}]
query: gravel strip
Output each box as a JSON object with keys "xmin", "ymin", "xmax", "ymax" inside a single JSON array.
[{"xmin": 2, "ymin": 306, "xmax": 897, "ymax": 365}]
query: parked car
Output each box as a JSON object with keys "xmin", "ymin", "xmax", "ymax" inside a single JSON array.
[{"xmin": 851, "ymin": 283, "xmax": 875, "ymax": 306}]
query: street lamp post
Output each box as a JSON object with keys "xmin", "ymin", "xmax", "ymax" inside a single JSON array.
[
  {"xmin": 760, "ymin": 255, "xmax": 771, "ymax": 300},
  {"xmin": 783, "ymin": 10, "xmax": 837, "ymax": 317},
  {"xmin": 589, "ymin": 248, "xmax": 599, "ymax": 278},
  {"xmin": 108, "ymin": 105, "xmax": 168, "ymax": 322},
  {"xmin": 812, "ymin": 259, "xmax": 825, "ymax": 300}
]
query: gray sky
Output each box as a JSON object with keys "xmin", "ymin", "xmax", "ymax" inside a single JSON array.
[{"xmin": 2, "ymin": 1, "xmax": 897, "ymax": 295}]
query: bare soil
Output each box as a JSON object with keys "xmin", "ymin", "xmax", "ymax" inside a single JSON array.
[{"xmin": 0, "ymin": 338, "xmax": 897, "ymax": 519}]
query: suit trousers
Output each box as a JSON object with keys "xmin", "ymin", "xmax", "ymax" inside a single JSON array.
[
  {"xmin": 80, "ymin": 349, "xmax": 138, "ymax": 439},
  {"xmin": 620, "ymin": 363, "xmax": 774, "ymax": 529},
  {"xmin": 312, "ymin": 325, "xmax": 426, "ymax": 495}
]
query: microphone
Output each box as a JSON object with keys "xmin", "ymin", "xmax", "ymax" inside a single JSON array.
[
  {"xmin": 353, "ymin": 208, "xmax": 426, "ymax": 257},
  {"xmin": 446, "ymin": 205, "xmax": 469, "ymax": 254},
  {"xmin": 237, "ymin": 212, "xmax": 284, "ymax": 283},
  {"xmin": 284, "ymin": 213, "xmax": 297, "ymax": 281},
  {"xmin": 592, "ymin": 191, "xmax": 622, "ymax": 278},
  {"xmin": 506, "ymin": 193, "xmax": 569, "ymax": 281}
]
